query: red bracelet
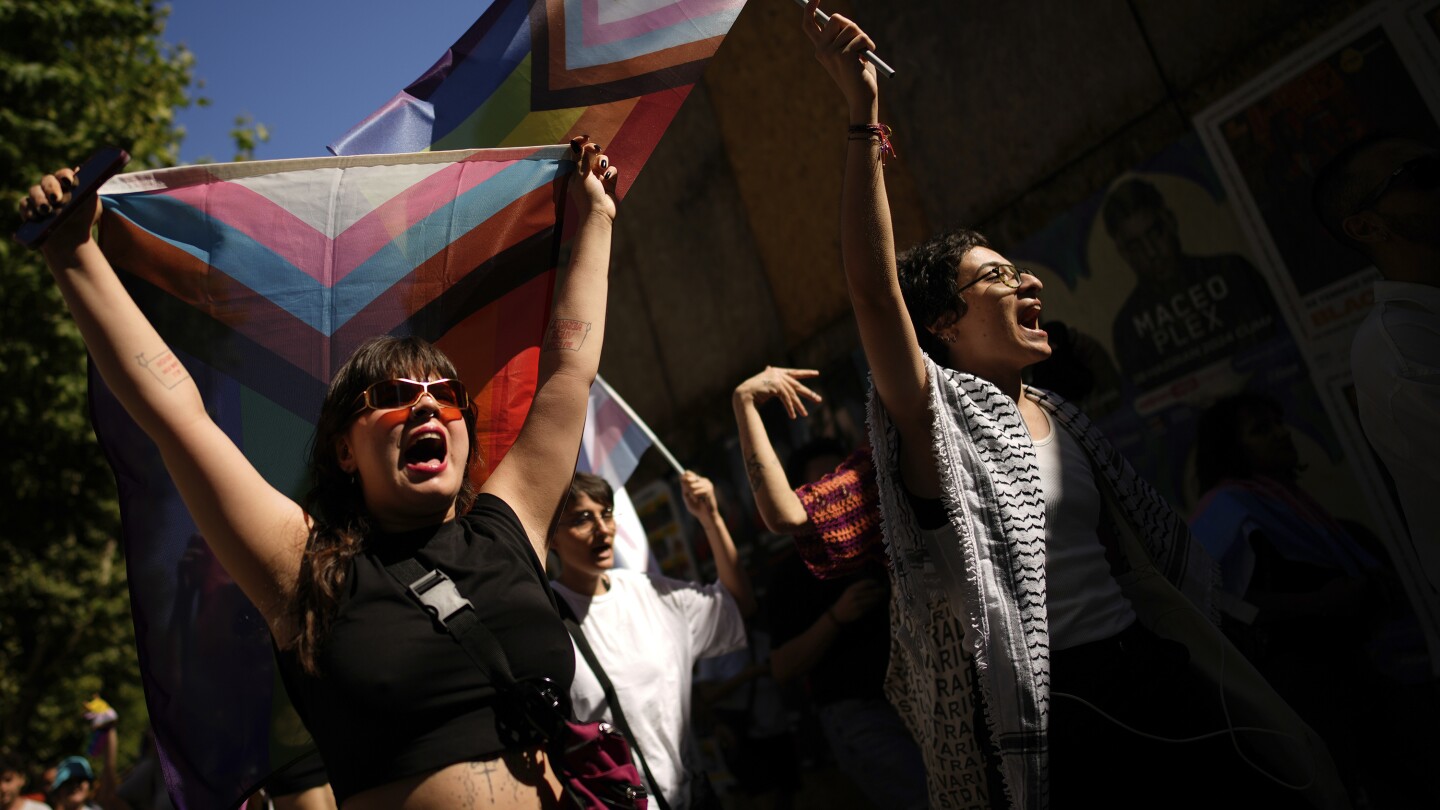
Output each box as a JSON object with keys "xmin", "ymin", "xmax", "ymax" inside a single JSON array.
[{"xmin": 847, "ymin": 123, "xmax": 896, "ymax": 165}]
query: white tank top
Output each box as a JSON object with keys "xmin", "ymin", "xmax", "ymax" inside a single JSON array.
[{"xmin": 1030, "ymin": 409, "xmax": 1135, "ymax": 650}]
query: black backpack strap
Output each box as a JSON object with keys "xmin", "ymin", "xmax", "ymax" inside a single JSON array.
[{"xmin": 557, "ymin": 597, "xmax": 673, "ymax": 810}]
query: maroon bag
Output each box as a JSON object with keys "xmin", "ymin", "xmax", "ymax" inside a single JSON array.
[{"xmin": 553, "ymin": 718, "xmax": 649, "ymax": 809}]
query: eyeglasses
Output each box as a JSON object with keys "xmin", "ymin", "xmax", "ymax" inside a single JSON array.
[
  {"xmin": 566, "ymin": 507, "xmax": 615, "ymax": 535},
  {"xmin": 1353, "ymin": 154, "xmax": 1440, "ymax": 215},
  {"xmin": 353, "ymin": 378, "xmax": 469, "ymax": 413},
  {"xmin": 957, "ymin": 263, "xmax": 1034, "ymax": 295}
]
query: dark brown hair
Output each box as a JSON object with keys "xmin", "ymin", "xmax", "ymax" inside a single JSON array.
[
  {"xmin": 291, "ymin": 336, "xmax": 479, "ymax": 675},
  {"xmin": 567, "ymin": 471, "xmax": 614, "ymax": 510},
  {"xmin": 896, "ymin": 228, "xmax": 990, "ymax": 359}
]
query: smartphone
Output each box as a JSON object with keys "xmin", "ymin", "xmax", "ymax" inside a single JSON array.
[{"xmin": 13, "ymin": 146, "xmax": 131, "ymax": 249}]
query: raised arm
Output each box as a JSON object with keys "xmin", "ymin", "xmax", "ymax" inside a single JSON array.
[
  {"xmin": 732, "ymin": 366, "xmax": 823, "ymax": 533},
  {"xmin": 680, "ymin": 471, "xmax": 758, "ymax": 617},
  {"xmin": 483, "ymin": 139, "xmax": 618, "ymax": 556},
  {"xmin": 803, "ymin": 2, "xmax": 940, "ymax": 497},
  {"xmin": 21, "ymin": 168, "xmax": 307, "ymax": 628}
]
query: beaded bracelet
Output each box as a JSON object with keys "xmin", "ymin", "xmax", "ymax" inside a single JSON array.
[{"xmin": 847, "ymin": 123, "xmax": 896, "ymax": 164}]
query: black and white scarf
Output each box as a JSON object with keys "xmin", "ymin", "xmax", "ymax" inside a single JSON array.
[{"xmin": 868, "ymin": 355, "xmax": 1218, "ymax": 810}]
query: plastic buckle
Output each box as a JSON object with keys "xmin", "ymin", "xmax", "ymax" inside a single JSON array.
[{"xmin": 407, "ymin": 569, "xmax": 473, "ymax": 627}]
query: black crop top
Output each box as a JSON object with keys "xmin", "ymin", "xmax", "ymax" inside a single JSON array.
[{"xmin": 274, "ymin": 495, "xmax": 575, "ymax": 804}]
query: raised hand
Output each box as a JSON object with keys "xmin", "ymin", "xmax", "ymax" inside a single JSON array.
[
  {"xmin": 801, "ymin": 0, "xmax": 878, "ymax": 119},
  {"xmin": 19, "ymin": 166, "xmax": 99, "ymax": 258},
  {"xmin": 734, "ymin": 366, "xmax": 823, "ymax": 420},
  {"xmin": 568, "ymin": 135, "xmax": 619, "ymax": 221},
  {"xmin": 680, "ymin": 470, "xmax": 720, "ymax": 520}
]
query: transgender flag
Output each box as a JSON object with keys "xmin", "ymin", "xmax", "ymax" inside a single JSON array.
[
  {"xmin": 578, "ymin": 376, "xmax": 666, "ymax": 572},
  {"xmin": 579, "ymin": 375, "xmax": 655, "ymax": 485},
  {"xmin": 94, "ymin": 146, "xmax": 576, "ymax": 809}
]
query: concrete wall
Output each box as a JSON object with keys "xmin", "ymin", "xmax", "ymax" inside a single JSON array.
[{"xmin": 599, "ymin": 0, "xmax": 1373, "ymax": 462}]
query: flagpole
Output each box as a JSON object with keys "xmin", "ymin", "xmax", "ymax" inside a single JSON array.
[
  {"xmin": 596, "ymin": 375, "xmax": 687, "ymax": 476},
  {"xmin": 793, "ymin": 0, "xmax": 897, "ymax": 78}
]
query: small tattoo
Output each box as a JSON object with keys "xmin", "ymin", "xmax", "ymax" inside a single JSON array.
[
  {"xmin": 135, "ymin": 349, "xmax": 189, "ymax": 389},
  {"xmin": 543, "ymin": 318, "xmax": 591, "ymax": 351},
  {"xmin": 470, "ymin": 759, "xmax": 497, "ymax": 795},
  {"xmin": 744, "ymin": 453, "xmax": 766, "ymax": 491}
]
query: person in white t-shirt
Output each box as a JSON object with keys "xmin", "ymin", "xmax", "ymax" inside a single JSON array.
[{"xmin": 551, "ymin": 471, "xmax": 756, "ymax": 809}]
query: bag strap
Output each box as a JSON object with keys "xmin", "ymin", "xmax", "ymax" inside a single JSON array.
[
  {"xmin": 556, "ymin": 596, "xmax": 673, "ymax": 810},
  {"xmin": 383, "ymin": 557, "xmax": 518, "ymax": 686}
]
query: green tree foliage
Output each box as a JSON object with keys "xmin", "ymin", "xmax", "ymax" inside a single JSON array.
[
  {"xmin": 230, "ymin": 113, "xmax": 271, "ymax": 162},
  {"xmin": 0, "ymin": 0, "xmax": 199, "ymax": 775}
]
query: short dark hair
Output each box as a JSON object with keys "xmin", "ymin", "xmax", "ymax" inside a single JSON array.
[
  {"xmin": 896, "ymin": 228, "xmax": 990, "ymax": 359},
  {"xmin": 1194, "ymin": 392, "xmax": 1286, "ymax": 493},
  {"xmin": 1311, "ymin": 132, "xmax": 1410, "ymax": 256},
  {"xmin": 0, "ymin": 751, "xmax": 23, "ymax": 777},
  {"xmin": 1102, "ymin": 178, "xmax": 1167, "ymax": 237},
  {"xmin": 568, "ymin": 471, "xmax": 614, "ymax": 510}
]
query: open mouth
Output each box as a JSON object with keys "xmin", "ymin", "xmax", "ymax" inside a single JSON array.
[
  {"xmin": 403, "ymin": 429, "xmax": 448, "ymax": 474},
  {"xmin": 591, "ymin": 538, "xmax": 614, "ymax": 563},
  {"xmin": 1017, "ymin": 302, "xmax": 1046, "ymax": 335}
]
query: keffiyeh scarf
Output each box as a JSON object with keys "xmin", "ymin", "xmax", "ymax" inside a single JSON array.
[{"xmin": 867, "ymin": 355, "xmax": 1217, "ymax": 810}]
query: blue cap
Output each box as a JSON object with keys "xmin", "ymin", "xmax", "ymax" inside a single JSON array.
[{"xmin": 50, "ymin": 756, "xmax": 95, "ymax": 792}]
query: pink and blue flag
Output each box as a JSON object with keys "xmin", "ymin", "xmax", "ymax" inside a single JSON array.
[{"xmin": 578, "ymin": 375, "xmax": 655, "ymax": 486}]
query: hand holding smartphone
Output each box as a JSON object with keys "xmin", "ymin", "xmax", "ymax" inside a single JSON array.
[{"xmin": 14, "ymin": 146, "xmax": 130, "ymax": 249}]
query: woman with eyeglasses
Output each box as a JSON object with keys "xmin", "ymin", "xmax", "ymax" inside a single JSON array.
[
  {"xmin": 801, "ymin": 2, "xmax": 1339, "ymax": 808},
  {"xmin": 18, "ymin": 138, "xmax": 620, "ymax": 810},
  {"xmin": 548, "ymin": 471, "xmax": 755, "ymax": 810}
]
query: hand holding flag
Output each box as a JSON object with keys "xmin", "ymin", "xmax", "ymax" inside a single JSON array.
[{"xmin": 794, "ymin": 0, "xmax": 896, "ymax": 77}]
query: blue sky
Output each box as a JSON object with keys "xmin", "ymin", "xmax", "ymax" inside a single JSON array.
[{"xmin": 164, "ymin": 2, "xmax": 484, "ymax": 163}]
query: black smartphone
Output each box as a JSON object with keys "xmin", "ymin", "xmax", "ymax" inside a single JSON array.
[{"xmin": 13, "ymin": 146, "xmax": 131, "ymax": 249}]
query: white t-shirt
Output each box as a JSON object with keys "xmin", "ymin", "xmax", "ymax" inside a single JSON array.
[
  {"xmin": 554, "ymin": 568, "xmax": 747, "ymax": 809},
  {"xmin": 1031, "ymin": 409, "xmax": 1135, "ymax": 650},
  {"xmin": 1352, "ymin": 280, "xmax": 1440, "ymax": 595}
]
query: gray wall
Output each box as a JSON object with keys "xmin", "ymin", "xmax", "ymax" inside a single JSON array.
[{"xmin": 599, "ymin": 0, "xmax": 1370, "ymax": 463}]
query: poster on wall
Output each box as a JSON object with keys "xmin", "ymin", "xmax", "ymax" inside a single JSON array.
[
  {"xmin": 1195, "ymin": 2, "xmax": 1440, "ymax": 350},
  {"xmin": 1192, "ymin": 0, "xmax": 1440, "ymax": 667},
  {"xmin": 1010, "ymin": 134, "xmax": 1369, "ymax": 531}
]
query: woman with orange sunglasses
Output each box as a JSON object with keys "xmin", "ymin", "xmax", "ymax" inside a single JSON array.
[{"xmin": 20, "ymin": 138, "xmax": 620, "ymax": 810}]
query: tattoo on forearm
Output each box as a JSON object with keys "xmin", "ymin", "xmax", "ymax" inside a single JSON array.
[
  {"xmin": 543, "ymin": 318, "xmax": 591, "ymax": 351},
  {"xmin": 135, "ymin": 349, "xmax": 189, "ymax": 389},
  {"xmin": 744, "ymin": 453, "xmax": 766, "ymax": 492}
]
